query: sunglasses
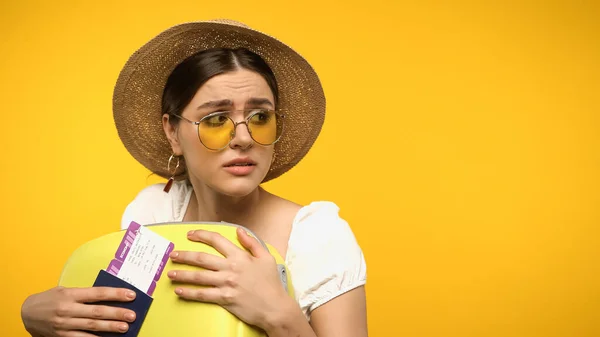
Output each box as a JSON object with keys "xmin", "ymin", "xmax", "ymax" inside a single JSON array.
[{"xmin": 171, "ymin": 109, "xmax": 285, "ymax": 151}]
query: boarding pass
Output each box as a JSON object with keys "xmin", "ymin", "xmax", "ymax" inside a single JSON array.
[{"xmin": 106, "ymin": 221, "xmax": 174, "ymax": 296}]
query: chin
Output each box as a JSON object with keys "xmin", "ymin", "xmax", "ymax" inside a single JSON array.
[{"xmin": 213, "ymin": 176, "xmax": 263, "ymax": 198}]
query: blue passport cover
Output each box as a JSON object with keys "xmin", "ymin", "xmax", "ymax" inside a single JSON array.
[{"xmin": 90, "ymin": 269, "xmax": 153, "ymax": 337}]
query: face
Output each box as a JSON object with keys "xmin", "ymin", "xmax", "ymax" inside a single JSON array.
[{"xmin": 163, "ymin": 69, "xmax": 276, "ymax": 197}]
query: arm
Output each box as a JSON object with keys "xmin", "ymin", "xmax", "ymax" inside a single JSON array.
[{"xmin": 264, "ymin": 286, "xmax": 368, "ymax": 337}]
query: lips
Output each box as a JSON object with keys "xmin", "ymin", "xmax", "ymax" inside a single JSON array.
[
  {"xmin": 223, "ymin": 157, "xmax": 257, "ymax": 167},
  {"xmin": 222, "ymin": 157, "xmax": 257, "ymax": 176}
]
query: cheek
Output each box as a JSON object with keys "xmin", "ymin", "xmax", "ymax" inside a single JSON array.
[{"xmin": 179, "ymin": 130, "xmax": 217, "ymax": 174}]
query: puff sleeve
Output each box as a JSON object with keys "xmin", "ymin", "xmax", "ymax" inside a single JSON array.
[{"xmin": 285, "ymin": 202, "xmax": 367, "ymax": 320}]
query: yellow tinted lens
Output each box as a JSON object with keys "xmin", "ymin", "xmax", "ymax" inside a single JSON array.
[
  {"xmin": 248, "ymin": 110, "xmax": 279, "ymax": 145},
  {"xmin": 198, "ymin": 115, "xmax": 233, "ymax": 149}
]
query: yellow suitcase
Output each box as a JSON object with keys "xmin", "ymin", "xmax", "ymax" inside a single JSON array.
[{"xmin": 58, "ymin": 222, "xmax": 295, "ymax": 337}]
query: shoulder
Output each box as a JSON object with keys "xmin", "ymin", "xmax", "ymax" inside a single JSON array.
[
  {"xmin": 286, "ymin": 201, "xmax": 367, "ymax": 319},
  {"xmin": 120, "ymin": 180, "xmax": 192, "ymax": 229}
]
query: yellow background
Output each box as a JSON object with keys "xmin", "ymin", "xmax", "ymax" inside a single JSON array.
[{"xmin": 1, "ymin": 1, "xmax": 599, "ymax": 336}]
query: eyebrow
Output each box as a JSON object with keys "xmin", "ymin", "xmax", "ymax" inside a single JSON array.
[
  {"xmin": 196, "ymin": 99, "xmax": 233, "ymax": 110},
  {"xmin": 195, "ymin": 97, "xmax": 274, "ymax": 111},
  {"xmin": 246, "ymin": 98, "xmax": 274, "ymax": 108}
]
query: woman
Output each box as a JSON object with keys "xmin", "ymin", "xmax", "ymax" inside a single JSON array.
[{"xmin": 21, "ymin": 20, "xmax": 367, "ymax": 337}]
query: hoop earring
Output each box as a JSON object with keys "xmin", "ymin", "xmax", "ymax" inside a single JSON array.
[{"xmin": 163, "ymin": 154, "xmax": 180, "ymax": 193}]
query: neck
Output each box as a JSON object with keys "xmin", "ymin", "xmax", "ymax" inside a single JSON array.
[{"xmin": 188, "ymin": 181, "xmax": 265, "ymax": 226}]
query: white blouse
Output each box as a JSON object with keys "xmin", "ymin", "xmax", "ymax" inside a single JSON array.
[{"xmin": 120, "ymin": 180, "xmax": 367, "ymax": 320}]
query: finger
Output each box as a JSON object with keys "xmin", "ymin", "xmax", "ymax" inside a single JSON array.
[
  {"xmin": 64, "ymin": 287, "xmax": 136, "ymax": 303},
  {"xmin": 53, "ymin": 317, "xmax": 130, "ymax": 334},
  {"xmin": 186, "ymin": 230, "xmax": 241, "ymax": 257},
  {"xmin": 167, "ymin": 269, "xmax": 223, "ymax": 286},
  {"xmin": 236, "ymin": 227, "xmax": 268, "ymax": 258},
  {"xmin": 62, "ymin": 302, "xmax": 136, "ymax": 322},
  {"xmin": 174, "ymin": 286, "xmax": 233, "ymax": 305},
  {"xmin": 169, "ymin": 250, "xmax": 228, "ymax": 270}
]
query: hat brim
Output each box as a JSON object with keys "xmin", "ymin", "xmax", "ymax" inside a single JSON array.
[{"xmin": 113, "ymin": 20, "xmax": 325, "ymax": 182}]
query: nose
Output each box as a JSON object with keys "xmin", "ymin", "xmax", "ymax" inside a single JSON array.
[{"xmin": 229, "ymin": 121, "xmax": 253, "ymax": 150}]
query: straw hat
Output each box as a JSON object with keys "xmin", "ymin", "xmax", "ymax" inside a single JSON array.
[{"xmin": 113, "ymin": 19, "xmax": 326, "ymax": 182}]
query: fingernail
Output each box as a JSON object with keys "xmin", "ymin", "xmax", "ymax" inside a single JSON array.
[
  {"xmin": 175, "ymin": 288, "xmax": 183, "ymax": 295},
  {"xmin": 125, "ymin": 312, "xmax": 136, "ymax": 321},
  {"xmin": 187, "ymin": 230, "xmax": 195, "ymax": 236},
  {"xmin": 170, "ymin": 251, "xmax": 179, "ymax": 258},
  {"xmin": 119, "ymin": 323, "xmax": 128, "ymax": 332},
  {"xmin": 168, "ymin": 271, "xmax": 176, "ymax": 278},
  {"xmin": 126, "ymin": 291, "xmax": 136, "ymax": 299}
]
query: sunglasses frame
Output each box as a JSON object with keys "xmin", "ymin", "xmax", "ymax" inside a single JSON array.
[{"xmin": 170, "ymin": 109, "xmax": 285, "ymax": 151}]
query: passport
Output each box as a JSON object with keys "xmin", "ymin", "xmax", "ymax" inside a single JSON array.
[{"xmin": 90, "ymin": 269, "xmax": 153, "ymax": 337}]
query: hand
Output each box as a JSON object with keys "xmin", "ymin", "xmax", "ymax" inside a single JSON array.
[
  {"xmin": 167, "ymin": 227, "xmax": 291, "ymax": 330},
  {"xmin": 21, "ymin": 286, "xmax": 137, "ymax": 337}
]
